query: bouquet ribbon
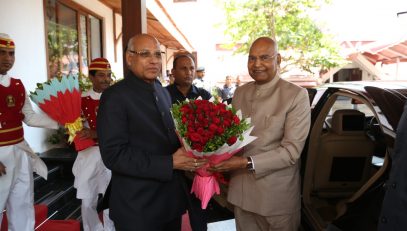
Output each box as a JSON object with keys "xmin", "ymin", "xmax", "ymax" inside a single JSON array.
[
  {"xmin": 65, "ymin": 117, "xmax": 83, "ymax": 143},
  {"xmin": 188, "ymin": 148, "xmax": 241, "ymax": 209}
]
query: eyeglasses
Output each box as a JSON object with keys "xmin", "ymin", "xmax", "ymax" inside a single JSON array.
[
  {"xmin": 127, "ymin": 50, "xmax": 164, "ymax": 59},
  {"xmin": 248, "ymin": 54, "xmax": 278, "ymax": 63}
]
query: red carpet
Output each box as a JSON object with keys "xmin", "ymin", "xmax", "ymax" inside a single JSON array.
[
  {"xmin": 36, "ymin": 220, "xmax": 80, "ymax": 231},
  {"xmin": 1, "ymin": 206, "xmax": 191, "ymax": 231},
  {"xmin": 1, "ymin": 204, "xmax": 48, "ymax": 231},
  {"xmin": 1, "ymin": 204, "xmax": 80, "ymax": 231}
]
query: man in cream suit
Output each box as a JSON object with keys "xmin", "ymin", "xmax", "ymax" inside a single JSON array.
[{"xmin": 212, "ymin": 37, "xmax": 311, "ymax": 231}]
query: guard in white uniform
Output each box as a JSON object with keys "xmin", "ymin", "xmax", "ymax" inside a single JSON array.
[
  {"xmin": 0, "ymin": 33, "xmax": 59, "ymax": 231},
  {"xmin": 72, "ymin": 58, "xmax": 114, "ymax": 231}
]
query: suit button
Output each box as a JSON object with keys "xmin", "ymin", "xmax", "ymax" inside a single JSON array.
[
  {"xmin": 381, "ymin": 217, "xmax": 387, "ymax": 223},
  {"xmin": 155, "ymin": 96, "xmax": 159, "ymax": 102},
  {"xmin": 161, "ymin": 112, "xmax": 165, "ymax": 116},
  {"xmin": 391, "ymin": 183, "xmax": 397, "ymax": 189}
]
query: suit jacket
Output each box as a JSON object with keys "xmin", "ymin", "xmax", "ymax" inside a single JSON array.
[
  {"xmin": 378, "ymin": 101, "xmax": 407, "ymax": 230},
  {"xmin": 97, "ymin": 73, "xmax": 186, "ymax": 230},
  {"xmin": 228, "ymin": 73, "xmax": 311, "ymax": 216}
]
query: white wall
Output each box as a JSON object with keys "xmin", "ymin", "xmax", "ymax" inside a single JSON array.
[
  {"xmin": 0, "ymin": 0, "xmax": 123, "ymax": 152},
  {"xmin": 0, "ymin": 0, "xmax": 53, "ymax": 152}
]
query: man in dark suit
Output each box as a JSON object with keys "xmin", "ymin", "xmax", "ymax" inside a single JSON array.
[
  {"xmin": 97, "ymin": 34, "xmax": 206, "ymax": 231},
  {"xmin": 166, "ymin": 53, "xmax": 211, "ymax": 231},
  {"xmin": 379, "ymin": 100, "xmax": 407, "ymax": 230}
]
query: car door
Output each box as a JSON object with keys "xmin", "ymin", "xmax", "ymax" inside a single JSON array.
[
  {"xmin": 327, "ymin": 87, "xmax": 407, "ymax": 230},
  {"xmin": 301, "ymin": 86, "xmax": 396, "ymax": 231}
]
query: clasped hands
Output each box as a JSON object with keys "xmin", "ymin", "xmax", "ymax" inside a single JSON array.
[
  {"xmin": 172, "ymin": 148, "xmax": 247, "ymax": 172},
  {"xmin": 172, "ymin": 148, "xmax": 207, "ymax": 172}
]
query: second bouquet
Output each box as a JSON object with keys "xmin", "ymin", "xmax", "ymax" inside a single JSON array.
[{"xmin": 171, "ymin": 99, "xmax": 256, "ymax": 209}]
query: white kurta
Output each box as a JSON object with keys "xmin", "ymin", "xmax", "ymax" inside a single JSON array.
[
  {"xmin": 0, "ymin": 74, "xmax": 58, "ymax": 231},
  {"xmin": 72, "ymin": 89, "xmax": 111, "ymax": 199}
]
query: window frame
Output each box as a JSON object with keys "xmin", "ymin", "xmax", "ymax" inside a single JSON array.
[{"xmin": 43, "ymin": 0, "xmax": 105, "ymax": 78}]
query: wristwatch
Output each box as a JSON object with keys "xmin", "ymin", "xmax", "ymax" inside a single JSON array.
[{"xmin": 246, "ymin": 156, "xmax": 255, "ymax": 172}]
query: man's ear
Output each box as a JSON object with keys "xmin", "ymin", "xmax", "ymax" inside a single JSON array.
[
  {"xmin": 125, "ymin": 52, "xmax": 132, "ymax": 67},
  {"xmin": 276, "ymin": 53, "xmax": 282, "ymax": 65}
]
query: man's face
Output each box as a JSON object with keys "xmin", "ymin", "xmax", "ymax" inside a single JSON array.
[
  {"xmin": 225, "ymin": 76, "xmax": 232, "ymax": 86},
  {"xmin": 126, "ymin": 36, "xmax": 162, "ymax": 83},
  {"xmin": 247, "ymin": 39, "xmax": 281, "ymax": 84},
  {"xmin": 0, "ymin": 47, "xmax": 15, "ymax": 75},
  {"xmin": 172, "ymin": 56, "xmax": 195, "ymax": 87},
  {"xmin": 89, "ymin": 70, "xmax": 112, "ymax": 93},
  {"xmin": 196, "ymin": 70, "xmax": 205, "ymax": 79}
]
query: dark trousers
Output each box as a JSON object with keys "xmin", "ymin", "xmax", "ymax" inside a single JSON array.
[{"xmin": 183, "ymin": 174, "xmax": 208, "ymax": 231}]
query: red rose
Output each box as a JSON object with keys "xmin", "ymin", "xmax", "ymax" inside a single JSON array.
[
  {"xmin": 223, "ymin": 119, "xmax": 231, "ymax": 127},
  {"xmin": 212, "ymin": 117, "xmax": 221, "ymax": 124},
  {"xmin": 189, "ymin": 133, "xmax": 201, "ymax": 142},
  {"xmin": 187, "ymin": 126, "xmax": 195, "ymax": 133},
  {"xmin": 197, "ymin": 127, "xmax": 204, "ymax": 134},
  {"xmin": 209, "ymin": 124, "xmax": 218, "ymax": 132},
  {"xmin": 216, "ymin": 126, "xmax": 224, "ymax": 135},
  {"xmin": 233, "ymin": 115, "xmax": 240, "ymax": 125},
  {"xmin": 197, "ymin": 114, "xmax": 204, "ymax": 121},
  {"xmin": 192, "ymin": 143, "xmax": 204, "ymax": 152},
  {"xmin": 227, "ymin": 136, "xmax": 237, "ymax": 145}
]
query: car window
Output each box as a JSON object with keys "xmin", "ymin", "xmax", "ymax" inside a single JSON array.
[
  {"xmin": 323, "ymin": 94, "xmax": 385, "ymax": 165},
  {"xmin": 329, "ymin": 96, "xmax": 374, "ymax": 118}
]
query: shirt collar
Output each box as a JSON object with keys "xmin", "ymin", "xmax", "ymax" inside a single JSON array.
[
  {"xmin": 254, "ymin": 72, "xmax": 280, "ymax": 90},
  {"xmin": 127, "ymin": 71, "xmax": 156, "ymax": 92},
  {"xmin": 0, "ymin": 74, "xmax": 11, "ymax": 87},
  {"xmin": 89, "ymin": 88, "xmax": 102, "ymax": 100}
]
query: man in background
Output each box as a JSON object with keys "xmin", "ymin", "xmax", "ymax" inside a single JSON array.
[
  {"xmin": 166, "ymin": 54, "xmax": 211, "ymax": 103},
  {"xmin": 193, "ymin": 66, "xmax": 213, "ymax": 93},
  {"xmin": 218, "ymin": 75, "xmax": 236, "ymax": 104},
  {"xmin": 0, "ymin": 33, "xmax": 58, "ymax": 231},
  {"xmin": 166, "ymin": 53, "xmax": 211, "ymax": 231},
  {"xmin": 73, "ymin": 58, "xmax": 115, "ymax": 231}
]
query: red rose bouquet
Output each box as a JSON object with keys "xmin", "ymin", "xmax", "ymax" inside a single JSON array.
[{"xmin": 171, "ymin": 99, "xmax": 256, "ymax": 209}]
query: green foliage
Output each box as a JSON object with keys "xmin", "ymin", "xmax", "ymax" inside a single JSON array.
[
  {"xmin": 218, "ymin": 0, "xmax": 344, "ymax": 74},
  {"xmin": 78, "ymin": 72, "xmax": 93, "ymax": 92},
  {"xmin": 47, "ymin": 127, "xmax": 68, "ymax": 145}
]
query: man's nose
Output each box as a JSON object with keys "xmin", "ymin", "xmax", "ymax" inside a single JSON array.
[{"xmin": 4, "ymin": 52, "xmax": 14, "ymax": 59}]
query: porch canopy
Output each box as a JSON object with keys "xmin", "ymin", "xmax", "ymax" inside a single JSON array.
[
  {"xmin": 99, "ymin": 0, "xmax": 193, "ymax": 51},
  {"xmin": 362, "ymin": 39, "xmax": 407, "ymax": 64}
]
